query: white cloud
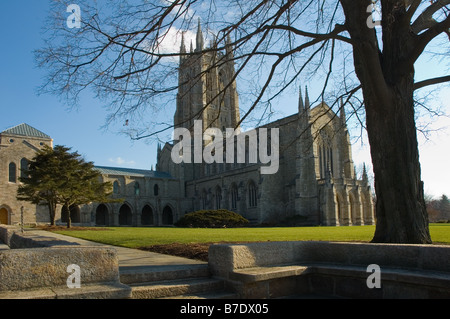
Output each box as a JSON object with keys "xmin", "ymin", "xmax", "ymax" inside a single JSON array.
[
  {"xmin": 108, "ymin": 157, "xmax": 136, "ymax": 166},
  {"xmin": 156, "ymin": 27, "xmax": 197, "ymax": 58}
]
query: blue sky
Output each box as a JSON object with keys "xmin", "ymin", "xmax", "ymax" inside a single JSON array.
[
  {"xmin": 0, "ymin": 1, "xmax": 449, "ymax": 198},
  {"xmin": 0, "ymin": 1, "xmax": 154, "ymax": 169}
]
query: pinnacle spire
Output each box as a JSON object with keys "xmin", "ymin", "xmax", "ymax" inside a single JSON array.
[
  {"xmin": 226, "ymin": 33, "xmax": 232, "ymax": 45},
  {"xmin": 180, "ymin": 32, "xmax": 186, "ymax": 63},
  {"xmin": 180, "ymin": 32, "xmax": 186, "ymax": 53},
  {"xmin": 340, "ymin": 97, "xmax": 346, "ymax": 123},
  {"xmin": 305, "ymin": 86, "xmax": 310, "ymax": 110},
  {"xmin": 362, "ymin": 163, "xmax": 369, "ymax": 182},
  {"xmin": 196, "ymin": 18, "xmax": 204, "ymax": 52},
  {"xmin": 298, "ymin": 85, "xmax": 304, "ymax": 112},
  {"xmin": 225, "ymin": 33, "xmax": 234, "ymax": 58}
]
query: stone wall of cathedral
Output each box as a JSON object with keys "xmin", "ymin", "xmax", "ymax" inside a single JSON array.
[{"xmin": 0, "ymin": 132, "xmax": 53, "ymax": 225}]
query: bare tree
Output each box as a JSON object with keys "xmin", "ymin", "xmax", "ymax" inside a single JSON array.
[{"xmin": 36, "ymin": 0, "xmax": 450, "ymax": 243}]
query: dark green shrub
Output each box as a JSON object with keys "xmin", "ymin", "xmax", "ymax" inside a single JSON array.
[{"xmin": 175, "ymin": 209, "xmax": 249, "ymax": 228}]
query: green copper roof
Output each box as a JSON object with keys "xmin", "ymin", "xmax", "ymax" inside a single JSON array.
[
  {"xmin": 1, "ymin": 123, "xmax": 52, "ymax": 139},
  {"xmin": 94, "ymin": 166, "xmax": 172, "ymax": 179}
]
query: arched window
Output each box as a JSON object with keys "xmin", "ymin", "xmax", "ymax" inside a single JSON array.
[
  {"xmin": 20, "ymin": 158, "xmax": 29, "ymax": 178},
  {"xmin": 319, "ymin": 144, "xmax": 333, "ymax": 179},
  {"xmin": 154, "ymin": 184, "xmax": 159, "ymax": 196},
  {"xmin": 134, "ymin": 182, "xmax": 140, "ymax": 196},
  {"xmin": 215, "ymin": 187, "xmax": 222, "ymax": 209},
  {"xmin": 248, "ymin": 181, "xmax": 257, "ymax": 208},
  {"xmin": 8, "ymin": 163, "xmax": 16, "ymax": 183},
  {"xmin": 113, "ymin": 181, "xmax": 120, "ymax": 194},
  {"xmin": 230, "ymin": 184, "xmax": 238, "ymax": 210},
  {"xmin": 202, "ymin": 189, "xmax": 207, "ymax": 209},
  {"xmin": 336, "ymin": 195, "xmax": 342, "ymax": 223}
]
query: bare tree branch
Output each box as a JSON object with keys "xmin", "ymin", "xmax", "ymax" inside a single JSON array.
[{"xmin": 414, "ymin": 75, "xmax": 450, "ymax": 90}]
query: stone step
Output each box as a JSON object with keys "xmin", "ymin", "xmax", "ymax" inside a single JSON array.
[
  {"xmin": 120, "ymin": 264, "xmax": 210, "ymax": 285},
  {"xmin": 159, "ymin": 290, "xmax": 239, "ymax": 299},
  {"xmin": 130, "ymin": 277, "xmax": 225, "ymax": 299}
]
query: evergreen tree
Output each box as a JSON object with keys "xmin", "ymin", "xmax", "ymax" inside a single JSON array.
[{"xmin": 17, "ymin": 145, "xmax": 118, "ymax": 227}]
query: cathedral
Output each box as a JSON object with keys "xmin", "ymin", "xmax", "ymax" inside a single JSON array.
[
  {"xmin": 0, "ymin": 23, "xmax": 374, "ymax": 227},
  {"xmin": 156, "ymin": 23, "xmax": 375, "ymax": 226}
]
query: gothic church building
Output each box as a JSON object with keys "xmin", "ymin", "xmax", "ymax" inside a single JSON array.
[
  {"xmin": 156, "ymin": 23, "xmax": 375, "ymax": 226},
  {"xmin": 0, "ymin": 23, "xmax": 374, "ymax": 227}
]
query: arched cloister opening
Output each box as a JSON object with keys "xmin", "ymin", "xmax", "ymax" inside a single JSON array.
[
  {"xmin": 96, "ymin": 204, "xmax": 109, "ymax": 226},
  {"xmin": 61, "ymin": 205, "xmax": 81, "ymax": 223},
  {"xmin": 119, "ymin": 204, "xmax": 133, "ymax": 226},
  {"xmin": 141, "ymin": 205, "xmax": 154, "ymax": 226},
  {"xmin": 162, "ymin": 205, "xmax": 174, "ymax": 225}
]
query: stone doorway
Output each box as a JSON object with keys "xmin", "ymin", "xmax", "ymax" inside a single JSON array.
[{"xmin": 0, "ymin": 208, "xmax": 9, "ymax": 225}]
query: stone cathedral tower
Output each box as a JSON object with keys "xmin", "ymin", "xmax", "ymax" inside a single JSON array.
[
  {"xmin": 174, "ymin": 20, "xmax": 241, "ymax": 136},
  {"xmin": 156, "ymin": 21, "xmax": 375, "ymax": 226}
]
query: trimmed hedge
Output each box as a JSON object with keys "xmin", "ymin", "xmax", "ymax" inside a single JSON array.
[{"xmin": 175, "ymin": 209, "xmax": 249, "ymax": 228}]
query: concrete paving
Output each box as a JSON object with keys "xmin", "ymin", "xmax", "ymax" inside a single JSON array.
[{"xmin": 28, "ymin": 230, "xmax": 207, "ymax": 271}]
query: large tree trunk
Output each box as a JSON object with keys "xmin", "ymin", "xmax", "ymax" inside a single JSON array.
[
  {"xmin": 63, "ymin": 204, "xmax": 72, "ymax": 229},
  {"xmin": 48, "ymin": 202, "xmax": 56, "ymax": 226},
  {"xmin": 365, "ymin": 81, "xmax": 432, "ymax": 244},
  {"xmin": 340, "ymin": 0, "xmax": 432, "ymax": 244}
]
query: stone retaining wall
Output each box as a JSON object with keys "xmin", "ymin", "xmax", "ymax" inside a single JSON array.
[
  {"xmin": 0, "ymin": 225, "xmax": 17, "ymax": 246},
  {"xmin": 0, "ymin": 247, "xmax": 119, "ymax": 291},
  {"xmin": 209, "ymin": 241, "xmax": 450, "ymax": 299},
  {"xmin": 0, "ymin": 226, "xmax": 131, "ymax": 299}
]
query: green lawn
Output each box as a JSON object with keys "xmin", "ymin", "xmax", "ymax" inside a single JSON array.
[{"xmin": 52, "ymin": 224, "xmax": 450, "ymax": 249}]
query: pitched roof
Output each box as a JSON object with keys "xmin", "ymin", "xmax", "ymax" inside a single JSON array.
[
  {"xmin": 94, "ymin": 166, "xmax": 172, "ymax": 179},
  {"xmin": 1, "ymin": 123, "xmax": 52, "ymax": 139}
]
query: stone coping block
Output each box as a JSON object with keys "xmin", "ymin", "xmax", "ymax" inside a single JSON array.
[
  {"xmin": 0, "ymin": 282, "xmax": 132, "ymax": 299},
  {"xmin": 8, "ymin": 231, "xmax": 81, "ymax": 249},
  {"xmin": 0, "ymin": 225, "xmax": 18, "ymax": 246},
  {"xmin": 230, "ymin": 265, "xmax": 309, "ymax": 283},
  {"xmin": 0, "ymin": 225, "xmax": 78, "ymax": 249},
  {"xmin": 0, "ymin": 226, "xmax": 132, "ymax": 299},
  {"xmin": 0, "ymin": 247, "xmax": 121, "ymax": 292},
  {"xmin": 208, "ymin": 241, "xmax": 450, "ymax": 278}
]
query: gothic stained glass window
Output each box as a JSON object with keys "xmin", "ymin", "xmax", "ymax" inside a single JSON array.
[{"xmin": 8, "ymin": 163, "xmax": 16, "ymax": 183}]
